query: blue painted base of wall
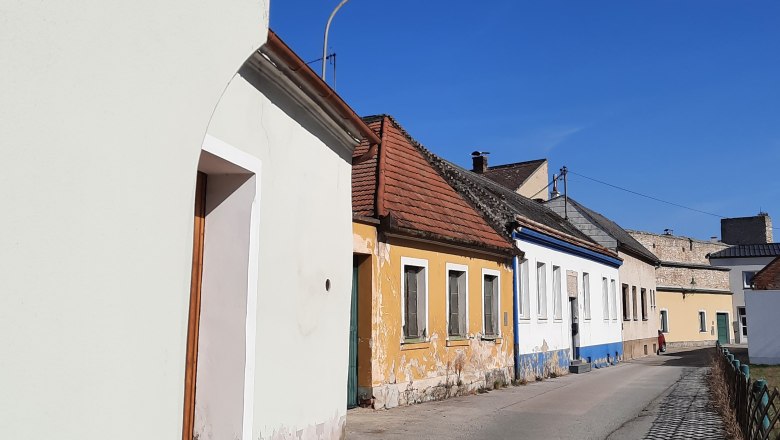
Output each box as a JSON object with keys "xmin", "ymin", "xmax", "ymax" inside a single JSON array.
[
  {"xmin": 517, "ymin": 349, "xmax": 570, "ymax": 378},
  {"xmin": 575, "ymin": 341, "xmax": 624, "ymax": 369}
]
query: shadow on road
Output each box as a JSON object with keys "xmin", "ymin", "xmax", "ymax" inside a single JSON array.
[{"xmin": 629, "ymin": 346, "xmax": 714, "ymax": 368}]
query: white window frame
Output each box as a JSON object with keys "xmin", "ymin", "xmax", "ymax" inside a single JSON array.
[
  {"xmin": 552, "ymin": 265, "xmax": 563, "ymax": 321},
  {"xmin": 400, "ymin": 257, "xmax": 429, "ymax": 343},
  {"xmin": 602, "ymin": 277, "xmax": 609, "ymax": 321},
  {"xmin": 537, "ymin": 262, "xmax": 547, "ymax": 320},
  {"xmin": 519, "ymin": 259, "xmax": 531, "ymax": 320},
  {"xmin": 743, "ymin": 271, "xmax": 757, "ymax": 289},
  {"xmin": 482, "ymin": 268, "xmax": 501, "ymax": 337},
  {"xmin": 582, "ymin": 272, "xmax": 591, "ymax": 320},
  {"xmin": 610, "ymin": 279, "xmax": 618, "ymax": 321},
  {"xmin": 660, "ymin": 308, "xmax": 670, "ymax": 333},
  {"xmin": 445, "ymin": 263, "xmax": 469, "ymax": 339},
  {"xmin": 698, "ymin": 310, "xmax": 707, "ymax": 333}
]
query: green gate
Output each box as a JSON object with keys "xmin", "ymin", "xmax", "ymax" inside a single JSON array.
[
  {"xmin": 716, "ymin": 313, "xmax": 729, "ymax": 345},
  {"xmin": 347, "ymin": 261, "xmax": 359, "ymax": 408}
]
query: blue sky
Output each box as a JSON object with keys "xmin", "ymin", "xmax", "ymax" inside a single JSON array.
[{"xmin": 270, "ymin": 1, "xmax": 780, "ymax": 240}]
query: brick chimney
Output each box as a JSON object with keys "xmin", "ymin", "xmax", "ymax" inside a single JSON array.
[
  {"xmin": 471, "ymin": 151, "xmax": 489, "ymax": 173},
  {"xmin": 721, "ymin": 213, "xmax": 773, "ymax": 245}
]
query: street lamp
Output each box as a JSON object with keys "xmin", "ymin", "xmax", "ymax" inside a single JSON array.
[{"xmin": 322, "ymin": 0, "xmax": 350, "ymax": 80}]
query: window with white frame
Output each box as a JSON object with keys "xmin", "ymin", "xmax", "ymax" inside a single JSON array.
[
  {"xmin": 583, "ymin": 273, "xmax": 591, "ymax": 320},
  {"xmin": 537, "ymin": 262, "xmax": 547, "ymax": 319},
  {"xmin": 520, "ymin": 259, "xmax": 530, "ymax": 320},
  {"xmin": 632, "ymin": 286, "xmax": 638, "ymax": 321},
  {"xmin": 660, "ymin": 309, "xmax": 669, "ymax": 333},
  {"xmin": 610, "ymin": 279, "xmax": 618, "ymax": 320},
  {"xmin": 482, "ymin": 269, "xmax": 500, "ymax": 336},
  {"xmin": 401, "ymin": 258, "xmax": 428, "ymax": 341},
  {"xmin": 602, "ymin": 277, "xmax": 609, "ymax": 320},
  {"xmin": 698, "ymin": 311, "xmax": 707, "ymax": 332},
  {"xmin": 553, "ymin": 266, "xmax": 562, "ymax": 320},
  {"xmin": 446, "ymin": 264, "xmax": 468, "ymax": 338},
  {"xmin": 743, "ymin": 271, "xmax": 757, "ymax": 289}
]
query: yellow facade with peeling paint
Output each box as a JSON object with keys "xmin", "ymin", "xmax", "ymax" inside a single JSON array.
[{"xmin": 352, "ymin": 221, "xmax": 515, "ymax": 409}]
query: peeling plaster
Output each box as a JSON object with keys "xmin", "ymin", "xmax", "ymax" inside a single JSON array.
[{"xmin": 262, "ymin": 412, "xmax": 346, "ymax": 440}]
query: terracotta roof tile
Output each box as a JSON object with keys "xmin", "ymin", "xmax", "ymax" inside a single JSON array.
[{"xmin": 351, "ymin": 115, "xmax": 514, "ymax": 253}]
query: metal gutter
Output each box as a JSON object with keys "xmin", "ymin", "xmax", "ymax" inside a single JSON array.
[{"xmin": 261, "ymin": 30, "xmax": 381, "ymax": 147}]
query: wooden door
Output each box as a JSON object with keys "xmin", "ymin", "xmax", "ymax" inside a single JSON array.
[
  {"xmin": 347, "ymin": 259, "xmax": 359, "ymax": 408},
  {"xmin": 182, "ymin": 172, "xmax": 207, "ymax": 440},
  {"xmin": 716, "ymin": 313, "xmax": 729, "ymax": 345}
]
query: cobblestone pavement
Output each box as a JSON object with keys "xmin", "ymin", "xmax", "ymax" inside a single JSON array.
[{"xmin": 643, "ymin": 368, "xmax": 725, "ymax": 440}]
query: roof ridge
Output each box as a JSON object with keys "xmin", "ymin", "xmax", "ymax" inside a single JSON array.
[{"xmin": 486, "ymin": 158, "xmax": 547, "ymax": 170}]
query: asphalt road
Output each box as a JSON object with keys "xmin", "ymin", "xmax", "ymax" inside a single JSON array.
[{"xmin": 347, "ymin": 347, "xmax": 714, "ymax": 440}]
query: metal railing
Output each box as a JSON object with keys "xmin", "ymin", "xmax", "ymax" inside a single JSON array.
[{"xmin": 716, "ymin": 343, "xmax": 780, "ymax": 440}]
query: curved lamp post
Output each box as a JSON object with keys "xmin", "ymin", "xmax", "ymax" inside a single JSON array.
[{"xmin": 322, "ymin": 0, "xmax": 350, "ymax": 80}]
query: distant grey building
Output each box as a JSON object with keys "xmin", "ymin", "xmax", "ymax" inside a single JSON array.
[{"xmin": 546, "ymin": 197, "xmax": 661, "ymax": 359}]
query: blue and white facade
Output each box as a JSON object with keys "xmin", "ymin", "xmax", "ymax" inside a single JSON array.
[{"xmin": 512, "ymin": 227, "xmax": 623, "ymax": 378}]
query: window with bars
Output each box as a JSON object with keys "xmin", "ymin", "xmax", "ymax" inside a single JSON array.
[
  {"xmin": 402, "ymin": 260, "xmax": 427, "ymax": 341},
  {"xmin": 483, "ymin": 272, "xmax": 500, "ymax": 336},
  {"xmin": 447, "ymin": 268, "xmax": 467, "ymax": 338}
]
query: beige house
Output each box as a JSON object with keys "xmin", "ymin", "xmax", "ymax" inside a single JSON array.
[
  {"xmin": 629, "ymin": 230, "xmax": 733, "ymax": 347},
  {"xmin": 546, "ymin": 198, "xmax": 661, "ymax": 359}
]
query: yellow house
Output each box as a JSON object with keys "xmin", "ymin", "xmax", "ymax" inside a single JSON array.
[
  {"xmin": 349, "ymin": 116, "xmax": 518, "ymax": 409},
  {"xmin": 629, "ymin": 230, "xmax": 734, "ymax": 346}
]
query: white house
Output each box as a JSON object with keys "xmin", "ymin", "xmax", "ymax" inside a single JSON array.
[
  {"xmin": 1, "ymin": 3, "xmax": 376, "ymax": 438},
  {"xmin": 708, "ymin": 214, "xmax": 779, "ymax": 345},
  {"xmin": 427, "ymin": 156, "xmax": 624, "ymax": 377},
  {"xmin": 745, "ymin": 257, "xmax": 780, "ymax": 365}
]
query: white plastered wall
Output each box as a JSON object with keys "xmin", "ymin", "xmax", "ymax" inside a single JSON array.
[
  {"xmin": 516, "ymin": 238, "xmax": 622, "ymax": 356},
  {"xmin": 745, "ymin": 290, "xmax": 780, "ymax": 364},
  {"xmin": 0, "ymin": 2, "xmax": 267, "ymax": 439},
  {"xmin": 205, "ymin": 64, "xmax": 354, "ymax": 439}
]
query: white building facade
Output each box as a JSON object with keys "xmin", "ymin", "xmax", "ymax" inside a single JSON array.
[
  {"xmin": 514, "ymin": 226, "xmax": 623, "ymax": 377},
  {"xmin": 1, "ymin": 4, "xmax": 370, "ymax": 439}
]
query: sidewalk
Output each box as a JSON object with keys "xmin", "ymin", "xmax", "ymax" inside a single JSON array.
[{"xmin": 643, "ymin": 368, "xmax": 725, "ymax": 440}]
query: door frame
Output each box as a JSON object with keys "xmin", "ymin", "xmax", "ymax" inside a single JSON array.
[
  {"xmin": 182, "ymin": 135, "xmax": 262, "ymax": 440},
  {"xmin": 737, "ymin": 306, "xmax": 748, "ymax": 344}
]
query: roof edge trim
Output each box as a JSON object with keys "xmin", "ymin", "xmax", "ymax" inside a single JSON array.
[{"xmin": 514, "ymin": 229, "xmax": 623, "ymax": 268}]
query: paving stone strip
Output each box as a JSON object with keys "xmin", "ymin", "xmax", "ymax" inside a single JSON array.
[{"xmin": 644, "ymin": 368, "xmax": 726, "ymax": 440}]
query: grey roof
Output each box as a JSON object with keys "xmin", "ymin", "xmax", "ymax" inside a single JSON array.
[
  {"xmin": 481, "ymin": 159, "xmax": 546, "ymax": 191},
  {"xmin": 425, "ymin": 157, "xmax": 600, "ymax": 245},
  {"xmin": 708, "ymin": 243, "xmax": 780, "ymax": 259},
  {"xmin": 561, "ymin": 198, "xmax": 660, "ymax": 264}
]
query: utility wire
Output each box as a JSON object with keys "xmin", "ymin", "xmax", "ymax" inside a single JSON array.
[{"xmin": 568, "ymin": 170, "xmax": 728, "ymax": 219}]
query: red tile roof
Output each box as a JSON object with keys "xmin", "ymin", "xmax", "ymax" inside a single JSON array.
[
  {"xmin": 352, "ymin": 116, "xmax": 514, "ymax": 254},
  {"xmin": 753, "ymin": 256, "xmax": 780, "ymax": 290}
]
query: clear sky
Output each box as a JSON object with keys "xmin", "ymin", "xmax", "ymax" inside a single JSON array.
[{"xmin": 270, "ymin": 1, "xmax": 780, "ymax": 240}]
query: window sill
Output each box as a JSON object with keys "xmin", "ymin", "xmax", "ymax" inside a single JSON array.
[
  {"xmin": 642, "ymin": 318, "xmax": 649, "ymax": 321},
  {"xmin": 481, "ymin": 335, "xmax": 502, "ymax": 344},
  {"xmin": 401, "ymin": 341, "xmax": 431, "ymax": 351},
  {"xmin": 446, "ymin": 338, "xmax": 470, "ymax": 347}
]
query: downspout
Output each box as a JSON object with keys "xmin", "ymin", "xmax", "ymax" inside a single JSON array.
[{"xmin": 511, "ymin": 232, "xmax": 522, "ymax": 381}]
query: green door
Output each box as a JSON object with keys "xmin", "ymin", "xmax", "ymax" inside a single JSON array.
[
  {"xmin": 347, "ymin": 261, "xmax": 359, "ymax": 408},
  {"xmin": 716, "ymin": 313, "xmax": 729, "ymax": 345}
]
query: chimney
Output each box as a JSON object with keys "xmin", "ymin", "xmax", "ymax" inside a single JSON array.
[
  {"xmin": 471, "ymin": 151, "xmax": 489, "ymax": 173},
  {"xmin": 550, "ymin": 174, "xmax": 561, "ymax": 198},
  {"xmin": 721, "ymin": 213, "xmax": 773, "ymax": 245}
]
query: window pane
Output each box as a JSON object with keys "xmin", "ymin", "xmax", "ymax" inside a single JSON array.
[
  {"xmin": 404, "ymin": 267, "xmax": 419, "ymax": 338},
  {"xmin": 583, "ymin": 273, "xmax": 590, "ymax": 320},
  {"xmin": 602, "ymin": 278, "xmax": 609, "ymax": 320},
  {"xmin": 537, "ymin": 263, "xmax": 546, "ymax": 318},
  {"xmin": 553, "ymin": 266, "xmax": 562, "ymax": 320},
  {"xmin": 484, "ymin": 275, "xmax": 495, "ymax": 334}
]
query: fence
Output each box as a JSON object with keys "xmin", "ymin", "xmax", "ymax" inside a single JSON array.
[{"xmin": 715, "ymin": 343, "xmax": 780, "ymax": 440}]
